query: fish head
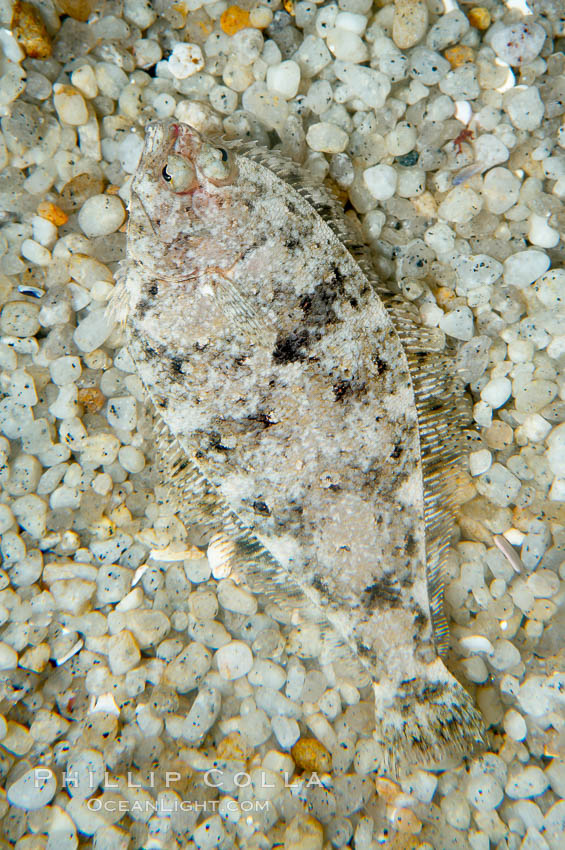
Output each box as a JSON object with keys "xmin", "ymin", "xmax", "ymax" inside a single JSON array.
[{"xmin": 128, "ymin": 120, "xmax": 240, "ymax": 266}]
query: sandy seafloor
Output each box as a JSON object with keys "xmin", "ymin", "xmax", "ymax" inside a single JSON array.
[{"xmin": 0, "ymin": 0, "xmax": 564, "ymax": 847}]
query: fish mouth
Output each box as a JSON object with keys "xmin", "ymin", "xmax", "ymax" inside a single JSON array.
[{"xmin": 143, "ymin": 119, "xmax": 203, "ymax": 161}]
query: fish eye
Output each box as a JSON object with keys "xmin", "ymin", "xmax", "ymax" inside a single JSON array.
[
  {"xmin": 160, "ymin": 154, "xmax": 196, "ymax": 192},
  {"xmin": 196, "ymin": 143, "xmax": 234, "ymax": 183}
]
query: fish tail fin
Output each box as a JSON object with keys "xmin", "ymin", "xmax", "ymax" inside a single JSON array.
[{"xmin": 372, "ymin": 658, "xmax": 485, "ymax": 777}]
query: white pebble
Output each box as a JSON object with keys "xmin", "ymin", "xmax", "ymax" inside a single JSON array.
[
  {"xmin": 0, "ymin": 504, "xmax": 14, "ymax": 534},
  {"xmin": 469, "ymin": 449, "xmax": 492, "ymax": 477},
  {"xmin": 7, "ymin": 767, "xmax": 57, "ymax": 809},
  {"xmin": 505, "ymin": 86, "xmax": 545, "ymax": 132},
  {"xmin": 293, "ymin": 35, "xmax": 332, "ymax": 78},
  {"xmin": 396, "ymin": 168, "xmax": 425, "ymax": 198},
  {"xmin": 503, "ymin": 709, "xmax": 527, "ymax": 742},
  {"xmin": 49, "ymin": 384, "xmax": 78, "ymax": 419},
  {"xmin": 481, "ymin": 378, "xmax": 511, "ymax": 410},
  {"xmin": 455, "ymin": 254, "xmax": 503, "ymax": 290},
  {"xmin": 508, "ymin": 340, "xmax": 534, "ymax": 363},
  {"xmin": 0, "ymin": 641, "xmax": 18, "ymax": 670},
  {"xmin": 71, "ymin": 65, "xmax": 98, "ymax": 98},
  {"xmin": 477, "ymin": 463, "xmax": 521, "ymax": 507},
  {"xmin": 46, "ymin": 805, "xmax": 78, "ymax": 850},
  {"xmin": 1, "ymin": 301, "xmax": 40, "ymax": 337},
  {"xmin": 438, "ymin": 187, "xmax": 482, "ymax": 223},
  {"xmin": 528, "ymin": 214, "xmax": 560, "ymax": 249},
  {"xmin": 208, "ymin": 86, "xmax": 237, "ymax": 115},
  {"xmin": 515, "ymin": 381, "xmax": 557, "ymax": 415},
  {"xmin": 426, "ymin": 9, "xmax": 469, "ymax": 51},
  {"xmin": 466, "ymin": 775, "xmax": 504, "ymax": 811},
  {"xmin": 216, "ymin": 640, "xmax": 253, "ymax": 680},
  {"xmin": 526, "ymin": 569, "xmax": 560, "ymax": 599},
  {"xmin": 386, "ymin": 121, "xmax": 417, "ymax": 156},
  {"xmin": 248, "ymin": 659, "xmax": 286, "ymax": 689},
  {"xmin": 461, "ymin": 656, "xmax": 489, "ymax": 684},
  {"xmin": 547, "ymin": 423, "xmax": 565, "ymax": 477},
  {"xmin": 193, "ymin": 815, "xmax": 224, "ymax": 850},
  {"xmin": 441, "ymin": 791, "xmax": 471, "ymax": 830},
  {"xmin": 305, "ymin": 79, "xmax": 333, "ymax": 115},
  {"xmin": 9, "ymin": 370, "xmax": 37, "ymax": 406},
  {"xmin": 439, "ymin": 307, "xmax": 474, "ymax": 341},
  {"xmin": 217, "ymin": 579, "xmax": 257, "ymax": 615},
  {"xmin": 517, "ymin": 676, "xmax": 554, "ymax": 717},
  {"xmin": 133, "ymin": 38, "xmax": 162, "ymax": 69},
  {"xmin": 503, "ymin": 250, "xmax": 551, "ymax": 289},
  {"xmin": 326, "ymin": 28, "xmax": 368, "ymax": 63},
  {"xmin": 53, "ymin": 84, "xmax": 88, "ymax": 125},
  {"xmin": 31, "ymin": 215, "xmax": 57, "ymax": 248},
  {"xmin": 78, "ymin": 195, "xmax": 125, "ymax": 238},
  {"xmin": 118, "ymin": 446, "xmax": 145, "ymax": 473},
  {"xmin": 363, "ymin": 164, "xmax": 397, "ymax": 200},
  {"xmin": 266, "ymin": 60, "xmax": 300, "ymax": 100},
  {"xmin": 490, "ymin": 21, "xmax": 546, "ymax": 67},
  {"xmin": 250, "ymin": 7, "xmax": 272, "ymax": 28},
  {"xmin": 168, "ymin": 43, "xmax": 204, "ymax": 79},
  {"xmin": 335, "ymin": 11, "xmax": 366, "ymax": 35},
  {"xmin": 473, "ymin": 134, "xmax": 509, "ymax": 169},
  {"xmin": 392, "ymin": 0, "xmax": 428, "ymax": 50},
  {"xmin": 49, "ymin": 354, "xmax": 82, "ymax": 386},
  {"xmin": 118, "ymin": 133, "xmax": 144, "ymax": 174},
  {"xmin": 73, "ymin": 308, "xmax": 113, "ymax": 353},
  {"xmin": 409, "ymin": 47, "xmax": 450, "ymax": 85},
  {"xmin": 401, "ymin": 770, "xmax": 438, "ymax": 804},
  {"xmin": 151, "ymin": 92, "xmax": 176, "ymax": 118},
  {"xmin": 182, "ymin": 684, "xmax": 221, "ymax": 742},
  {"xmin": 505, "ymin": 767, "xmax": 549, "ymax": 799},
  {"xmin": 107, "ymin": 630, "xmax": 141, "ymax": 675},
  {"xmin": 272, "ymin": 716, "xmax": 300, "ymax": 749},
  {"xmin": 489, "ymin": 639, "xmax": 521, "ymax": 671},
  {"xmin": 79, "ymin": 432, "xmax": 120, "ymax": 466},
  {"xmin": 483, "ymin": 167, "xmax": 521, "ymax": 214},
  {"xmin": 439, "ymin": 64, "xmax": 480, "ymax": 100},
  {"xmin": 306, "ymin": 122, "xmax": 349, "ymax": 154},
  {"xmin": 21, "ymin": 238, "xmax": 51, "ymax": 266},
  {"xmin": 334, "ymin": 62, "xmax": 391, "ymax": 110},
  {"xmin": 106, "ymin": 395, "xmax": 137, "ymax": 431},
  {"xmin": 515, "ymin": 414, "xmax": 551, "ymax": 444}
]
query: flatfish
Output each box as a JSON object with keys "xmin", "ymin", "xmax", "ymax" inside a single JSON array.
[{"xmin": 114, "ymin": 119, "xmax": 485, "ymax": 775}]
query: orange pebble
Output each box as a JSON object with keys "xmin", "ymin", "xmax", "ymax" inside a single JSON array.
[
  {"xmin": 11, "ymin": 0, "xmax": 52, "ymax": 59},
  {"xmin": 444, "ymin": 45, "xmax": 475, "ymax": 68},
  {"xmin": 291, "ymin": 737, "xmax": 332, "ymax": 773},
  {"xmin": 468, "ymin": 7, "xmax": 491, "ymax": 30},
  {"xmin": 386, "ymin": 805, "xmax": 422, "ymax": 835},
  {"xmin": 217, "ymin": 732, "xmax": 252, "ymax": 761},
  {"xmin": 220, "ymin": 5, "xmax": 250, "ymax": 36},
  {"xmin": 375, "ymin": 776, "xmax": 401, "ymax": 802},
  {"xmin": 283, "ymin": 0, "xmax": 295, "ymax": 14},
  {"xmin": 106, "ymin": 185, "xmax": 121, "ymax": 195},
  {"xmin": 78, "ymin": 386, "xmax": 105, "ymax": 414},
  {"xmin": 436, "ymin": 287, "xmax": 457, "ymax": 309},
  {"xmin": 37, "ymin": 200, "xmax": 68, "ymax": 226}
]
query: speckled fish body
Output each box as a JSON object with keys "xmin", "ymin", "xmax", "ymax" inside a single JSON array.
[{"xmin": 117, "ymin": 120, "xmax": 485, "ymax": 774}]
